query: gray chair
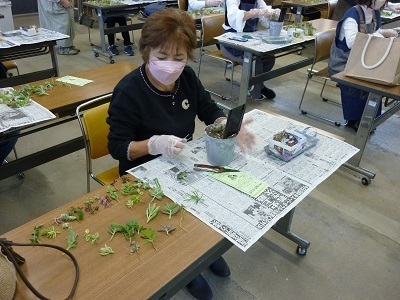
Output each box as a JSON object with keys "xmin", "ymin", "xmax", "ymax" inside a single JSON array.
[
  {"xmin": 328, "ymin": 0, "xmax": 338, "ymax": 20},
  {"xmin": 298, "ymin": 28, "xmax": 344, "ymax": 126},
  {"xmin": 198, "ymin": 14, "xmax": 238, "ymax": 100}
]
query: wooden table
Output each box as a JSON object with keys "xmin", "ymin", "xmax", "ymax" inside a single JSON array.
[
  {"xmin": 2, "ymin": 108, "xmax": 350, "ymax": 299},
  {"xmin": 0, "ymin": 40, "xmax": 60, "ymax": 88},
  {"xmin": 2, "ymin": 176, "xmax": 231, "ymax": 299},
  {"xmin": 331, "ymin": 71, "xmax": 400, "ymax": 185},
  {"xmin": 216, "ymin": 18, "xmax": 338, "ymax": 109},
  {"xmin": 0, "ymin": 61, "xmax": 138, "ymax": 180},
  {"xmin": 0, "ymin": 28, "xmax": 72, "ymax": 88}
]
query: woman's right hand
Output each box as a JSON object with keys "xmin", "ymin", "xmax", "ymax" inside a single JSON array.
[
  {"xmin": 148, "ymin": 135, "xmax": 187, "ymax": 157},
  {"xmin": 380, "ymin": 29, "xmax": 398, "ymax": 38}
]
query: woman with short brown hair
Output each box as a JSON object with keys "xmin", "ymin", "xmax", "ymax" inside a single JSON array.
[
  {"xmin": 108, "ymin": 9, "xmax": 255, "ymax": 299},
  {"xmin": 139, "ymin": 8, "xmax": 197, "ymax": 62}
]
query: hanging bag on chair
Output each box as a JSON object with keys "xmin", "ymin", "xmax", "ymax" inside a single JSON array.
[
  {"xmin": 344, "ymin": 32, "xmax": 400, "ymax": 86},
  {"xmin": 0, "ymin": 238, "xmax": 79, "ymax": 300}
]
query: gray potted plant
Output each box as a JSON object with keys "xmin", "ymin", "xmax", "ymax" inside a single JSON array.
[
  {"xmin": 269, "ymin": 11, "xmax": 283, "ymax": 37},
  {"xmin": 204, "ymin": 123, "xmax": 238, "ymax": 166}
]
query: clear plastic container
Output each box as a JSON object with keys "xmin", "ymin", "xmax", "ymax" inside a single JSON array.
[{"xmin": 265, "ymin": 128, "xmax": 318, "ymax": 162}]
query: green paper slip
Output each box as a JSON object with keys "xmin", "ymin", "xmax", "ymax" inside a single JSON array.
[
  {"xmin": 208, "ymin": 171, "xmax": 268, "ymax": 198},
  {"xmin": 56, "ymin": 75, "xmax": 93, "ymax": 86}
]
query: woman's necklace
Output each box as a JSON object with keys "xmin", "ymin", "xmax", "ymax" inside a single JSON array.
[{"xmin": 140, "ymin": 66, "xmax": 180, "ymax": 104}]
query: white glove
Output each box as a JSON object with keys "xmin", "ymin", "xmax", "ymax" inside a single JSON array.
[
  {"xmin": 248, "ymin": 9, "xmax": 263, "ymax": 19},
  {"xmin": 148, "ymin": 135, "xmax": 186, "ymax": 157},
  {"xmin": 380, "ymin": 29, "xmax": 398, "ymax": 38},
  {"xmin": 237, "ymin": 118, "xmax": 256, "ymax": 153},
  {"xmin": 259, "ymin": 8, "xmax": 280, "ymax": 19},
  {"xmin": 392, "ymin": 27, "xmax": 400, "ymax": 33}
]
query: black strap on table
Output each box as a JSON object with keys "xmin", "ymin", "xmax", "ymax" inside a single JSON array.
[{"xmin": 0, "ymin": 238, "xmax": 79, "ymax": 300}]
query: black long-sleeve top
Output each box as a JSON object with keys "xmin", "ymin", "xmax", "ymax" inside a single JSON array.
[{"xmin": 107, "ymin": 64, "xmax": 226, "ymax": 175}]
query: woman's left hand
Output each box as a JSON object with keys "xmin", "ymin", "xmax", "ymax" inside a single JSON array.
[
  {"xmin": 260, "ymin": 8, "xmax": 280, "ymax": 19},
  {"xmin": 237, "ymin": 118, "xmax": 256, "ymax": 153}
]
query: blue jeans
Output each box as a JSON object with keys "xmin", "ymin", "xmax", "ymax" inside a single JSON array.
[
  {"xmin": 0, "ymin": 131, "xmax": 19, "ymax": 163},
  {"xmin": 339, "ymin": 84, "xmax": 382, "ymax": 121}
]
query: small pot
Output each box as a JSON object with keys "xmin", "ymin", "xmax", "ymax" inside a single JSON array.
[
  {"xmin": 269, "ymin": 21, "xmax": 284, "ymax": 37},
  {"xmin": 204, "ymin": 124, "xmax": 237, "ymax": 166}
]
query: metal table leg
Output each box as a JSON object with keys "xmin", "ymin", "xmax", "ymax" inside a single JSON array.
[
  {"xmin": 92, "ymin": 8, "xmax": 114, "ymax": 63},
  {"xmin": 295, "ymin": 7, "xmax": 303, "ymax": 24},
  {"xmin": 272, "ymin": 208, "xmax": 310, "ymax": 255},
  {"xmin": 342, "ymin": 92, "xmax": 381, "ymax": 185},
  {"xmin": 238, "ymin": 51, "xmax": 253, "ymax": 107}
]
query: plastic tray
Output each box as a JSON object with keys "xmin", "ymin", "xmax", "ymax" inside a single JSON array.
[
  {"xmin": 262, "ymin": 35, "xmax": 293, "ymax": 44},
  {"xmin": 265, "ymin": 129, "xmax": 319, "ymax": 162}
]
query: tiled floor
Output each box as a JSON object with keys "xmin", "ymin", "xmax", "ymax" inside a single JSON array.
[{"xmin": 1, "ymin": 13, "xmax": 399, "ymax": 300}]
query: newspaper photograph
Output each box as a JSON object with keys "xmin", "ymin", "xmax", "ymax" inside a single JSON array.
[
  {"xmin": 0, "ymin": 101, "xmax": 56, "ymax": 133},
  {"xmin": 128, "ymin": 109, "xmax": 359, "ymax": 251}
]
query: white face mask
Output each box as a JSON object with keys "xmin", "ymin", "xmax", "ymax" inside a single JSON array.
[{"xmin": 371, "ymin": 0, "xmax": 386, "ymax": 10}]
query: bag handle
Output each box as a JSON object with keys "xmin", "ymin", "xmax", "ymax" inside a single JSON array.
[
  {"xmin": 361, "ymin": 34, "xmax": 395, "ymax": 70},
  {"xmin": 0, "ymin": 238, "xmax": 79, "ymax": 300}
]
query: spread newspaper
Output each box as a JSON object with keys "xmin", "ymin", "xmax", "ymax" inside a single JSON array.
[
  {"xmin": 0, "ymin": 88, "xmax": 56, "ymax": 133},
  {"xmin": 0, "ymin": 28, "xmax": 69, "ymax": 48},
  {"xmin": 127, "ymin": 109, "xmax": 359, "ymax": 251}
]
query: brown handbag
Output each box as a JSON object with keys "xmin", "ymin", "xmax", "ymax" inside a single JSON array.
[{"xmin": 344, "ymin": 32, "xmax": 400, "ymax": 86}]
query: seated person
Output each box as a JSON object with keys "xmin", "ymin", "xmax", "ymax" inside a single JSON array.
[
  {"xmin": 328, "ymin": 0, "xmax": 397, "ymax": 131},
  {"xmin": 0, "ymin": 62, "xmax": 19, "ymax": 164},
  {"xmin": 221, "ymin": 0, "xmax": 280, "ymax": 101},
  {"xmin": 104, "ymin": 15, "xmax": 134, "ymax": 56},
  {"xmin": 0, "ymin": 131, "xmax": 18, "ymax": 165},
  {"xmin": 107, "ymin": 8, "xmax": 255, "ymax": 300},
  {"xmin": 188, "ymin": 0, "xmax": 223, "ymax": 11}
]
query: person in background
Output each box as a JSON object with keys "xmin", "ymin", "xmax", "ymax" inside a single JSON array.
[
  {"xmin": 0, "ymin": 131, "xmax": 18, "ymax": 165},
  {"xmin": 104, "ymin": 16, "xmax": 134, "ymax": 56},
  {"xmin": 328, "ymin": 0, "xmax": 397, "ymax": 131},
  {"xmin": 188, "ymin": 0, "xmax": 223, "ymax": 11},
  {"xmin": 0, "ymin": 62, "xmax": 18, "ymax": 165},
  {"xmin": 37, "ymin": 0, "xmax": 79, "ymax": 55},
  {"xmin": 221, "ymin": 0, "xmax": 280, "ymax": 101},
  {"xmin": 107, "ymin": 8, "xmax": 255, "ymax": 300}
]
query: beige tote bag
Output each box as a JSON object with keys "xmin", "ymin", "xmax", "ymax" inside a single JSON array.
[
  {"xmin": 344, "ymin": 32, "xmax": 400, "ymax": 86},
  {"xmin": 0, "ymin": 248, "xmax": 16, "ymax": 300}
]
